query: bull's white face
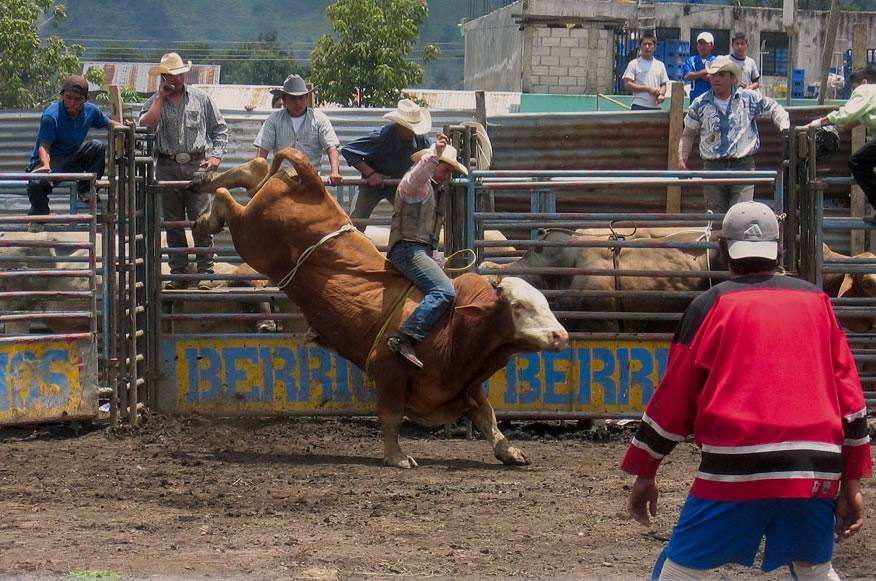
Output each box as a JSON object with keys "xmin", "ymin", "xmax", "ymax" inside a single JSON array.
[{"xmin": 497, "ymin": 277, "xmax": 569, "ymax": 352}]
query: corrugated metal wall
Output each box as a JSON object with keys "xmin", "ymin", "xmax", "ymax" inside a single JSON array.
[
  {"xmin": 0, "ymin": 106, "xmax": 477, "ymax": 176},
  {"xmin": 486, "ymin": 106, "xmax": 853, "ymax": 213},
  {"xmin": 1, "ymin": 103, "xmax": 853, "ymax": 215}
]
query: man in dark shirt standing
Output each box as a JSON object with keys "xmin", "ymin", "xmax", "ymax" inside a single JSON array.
[{"xmin": 341, "ymin": 99, "xmax": 432, "ymax": 228}]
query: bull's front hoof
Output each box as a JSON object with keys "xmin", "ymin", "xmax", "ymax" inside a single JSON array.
[
  {"xmin": 495, "ymin": 438, "xmax": 530, "ymax": 466},
  {"xmin": 193, "ymin": 216, "xmax": 215, "ymax": 237},
  {"xmin": 383, "ymin": 455, "xmax": 419, "ymax": 469},
  {"xmin": 187, "ymin": 171, "xmax": 214, "ymax": 192}
]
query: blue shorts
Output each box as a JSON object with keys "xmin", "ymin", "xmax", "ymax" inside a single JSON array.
[{"xmin": 660, "ymin": 495, "xmax": 836, "ymax": 573}]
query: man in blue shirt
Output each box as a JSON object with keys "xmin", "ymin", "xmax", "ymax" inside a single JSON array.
[
  {"xmin": 683, "ymin": 32, "xmax": 717, "ymax": 103},
  {"xmin": 26, "ymin": 75, "xmax": 122, "ymax": 228},
  {"xmin": 340, "ymin": 99, "xmax": 432, "ymax": 229}
]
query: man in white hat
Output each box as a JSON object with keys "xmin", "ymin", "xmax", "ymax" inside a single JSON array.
[
  {"xmin": 385, "ymin": 132, "xmax": 468, "ymax": 368},
  {"xmin": 253, "ymin": 74, "xmax": 342, "ymax": 185},
  {"xmin": 341, "ymin": 99, "xmax": 432, "ymax": 228},
  {"xmin": 623, "ymin": 201, "xmax": 870, "ymax": 581},
  {"xmin": 139, "ymin": 52, "xmax": 228, "ymax": 290},
  {"xmin": 678, "ymin": 55, "xmax": 789, "ymax": 214},
  {"xmin": 683, "ymin": 31, "xmax": 717, "ymax": 102}
]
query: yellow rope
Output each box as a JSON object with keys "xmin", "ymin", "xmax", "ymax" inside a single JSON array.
[
  {"xmin": 364, "ymin": 283, "xmax": 417, "ymax": 376},
  {"xmin": 442, "ymin": 248, "xmax": 477, "ymax": 273}
]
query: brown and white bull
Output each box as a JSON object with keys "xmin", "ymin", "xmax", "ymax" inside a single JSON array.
[{"xmin": 189, "ymin": 148, "xmax": 569, "ymax": 468}]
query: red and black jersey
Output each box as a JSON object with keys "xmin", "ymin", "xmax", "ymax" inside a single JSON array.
[{"xmin": 621, "ymin": 274, "xmax": 872, "ymax": 501}]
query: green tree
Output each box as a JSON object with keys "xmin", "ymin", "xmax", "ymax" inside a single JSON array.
[
  {"xmin": 212, "ymin": 32, "xmax": 306, "ymax": 85},
  {"xmin": 0, "ymin": 0, "xmax": 83, "ymax": 108},
  {"xmin": 310, "ymin": 0, "xmax": 440, "ymax": 107}
]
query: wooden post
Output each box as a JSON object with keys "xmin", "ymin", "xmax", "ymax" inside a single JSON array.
[
  {"xmin": 108, "ymin": 85, "xmax": 125, "ymax": 173},
  {"xmin": 475, "ymin": 90, "xmax": 487, "ymax": 127},
  {"xmin": 817, "ymin": 0, "xmax": 841, "ymax": 105},
  {"xmin": 666, "ymin": 81, "xmax": 684, "ymax": 212},
  {"xmin": 849, "ymin": 22, "xmax": 870, "ymax": 251}
]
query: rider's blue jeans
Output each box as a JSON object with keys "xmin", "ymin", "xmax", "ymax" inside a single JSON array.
[{"xmin": 389, "ymin": 241, "xmax": 455, "ymax": 342}]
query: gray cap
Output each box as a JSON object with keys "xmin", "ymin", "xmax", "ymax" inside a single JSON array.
[{"xmin": 722, "ymin": 201, "xmax": 779, "ymax": 260}]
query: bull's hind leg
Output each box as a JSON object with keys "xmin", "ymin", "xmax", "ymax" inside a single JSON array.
[
  {"xmin": 466, "ymin": 386, "xmax": 529, "ymax": 466},
  {"xmin": 193, "ymin": 188, "xmax": 237, "ymax": 236},
  {"xmin": 188, "ymin": 157, "xmax": 270, "ymax": 198},
  {"xmin": 373, "ymin": 369, "xmax": 417, "ymax": 469}
]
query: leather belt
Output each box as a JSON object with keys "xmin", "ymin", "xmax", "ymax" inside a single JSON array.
[{"xmin": 158, "ymin": 152, "xmax": 206, "ymax": 163}]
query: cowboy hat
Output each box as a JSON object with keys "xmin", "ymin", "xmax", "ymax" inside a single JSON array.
[
  {"xmin": 148, "ymin": 52, "xmax": 192, "ymax": 76},
  {"xmin": 270, "ymin": 74, "xmax": 314, "ymax": 97},
  {"xmin": 705, "ymin": 55, "xmax": 742, "ymax": 80},
  {"xmin": 411, "ymin": 143, "xmax": 468, "ymax": 176},
  {"xmin": 383, "ymin": 99, "xmax": 432, "ymax": 135}
]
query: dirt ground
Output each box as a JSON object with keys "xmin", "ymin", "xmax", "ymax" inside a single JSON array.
[{"xmin": 1, "ymin": 414, "xmax": 875, "ymax": 581}]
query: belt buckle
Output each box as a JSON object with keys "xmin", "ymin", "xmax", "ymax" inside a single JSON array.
[{"xmin": 174, "ymin": 152, "xmax": 191, "ymax": 164}]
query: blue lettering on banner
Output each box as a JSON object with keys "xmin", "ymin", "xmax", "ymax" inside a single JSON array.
[
  {"xmin": 592, "ymin": 348, "xmax": 617, "ymax": 404},
  {"xmin": 0, "ymin": 348, "xmax": 74, "ymax": 412}
]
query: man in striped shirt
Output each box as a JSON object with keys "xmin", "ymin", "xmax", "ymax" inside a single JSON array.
[
  {"xmin": 254, "ymin": 74, "xmax": 342, "ymax": 185},
  {"xmin": 622, "ymin": 202, "xmax": 872, "ymax": 580}
]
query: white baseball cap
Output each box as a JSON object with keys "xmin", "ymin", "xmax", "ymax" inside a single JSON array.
[
  {"xmin": 722, "ymin": 202, "xmax": 779, "ymax": 260},
  {"xmin": 696, "ymin": 32, "xmax": 715, "ymax": 44}
]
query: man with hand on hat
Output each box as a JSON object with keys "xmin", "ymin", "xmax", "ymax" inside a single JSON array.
[
  {"xmin": 679, "ymin": 55, "xmax": 789, "ymax": 214},
  {"xmin": 254, "ymin": 74, "xmax": 342, "ymax": 185},
  {"xmin": 805, "ymin": 65, "xmax": 876, "ymax": 225},
  {"xmin": 623, "ymin": 201, "xmax": 871, "ymax": 581},
  {"xmin": 25, "ymin": 75, "xmax": 124, "ymax": 230},
  {"xmin": 684, "ymin": 32, "xmax": 717, "ymax": 102},
  {"xmin": 341, "ymin": 99, "xmax": 433, "ymax": 228},
  {"xmin": 385, "ymin": 132, "xmax": 469, "ymax": 368},
  {"xmin": 139, "ymin": 52, "xmax": 228, "ymax": 289}
]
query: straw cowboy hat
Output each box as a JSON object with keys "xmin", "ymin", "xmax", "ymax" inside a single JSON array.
[
  {"xmin": 705, "ymin": 55, "xmax": 742, "ymax": 81},
  {"xmin": 411, "ymin": 143, "xmax": 468, "ymax": 176},
  {"xmin": 148, "ymin": 52, "xmax": 192, "ymax": 76},
  {"xmin": 270, "ymin": 74, "xmax": 314, "ymax": 97},
  {"xmin": 383, "ymin": 99, "xmax": 432, "ymax": 135}
]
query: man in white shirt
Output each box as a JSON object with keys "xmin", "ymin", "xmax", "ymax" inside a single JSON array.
[
  {"xmin": 623, "ymin": 35, "xmax": 669, "ymax": 111},
  {"xmin": 728, "ymin": 32, "xmax": 761, "ymax": 91},
  {"xmin": 254, "ymin": 74, "xmax": 342, "ymax": 184}
]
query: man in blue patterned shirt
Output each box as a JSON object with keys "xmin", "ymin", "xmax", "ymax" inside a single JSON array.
[{"xmin": 678, "ymin": 55, "xmax": 790, "ymax": 214}]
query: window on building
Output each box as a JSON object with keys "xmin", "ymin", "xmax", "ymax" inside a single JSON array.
[
  {"xmin": 760, "ymin": 31, "xmax": 789, "ymax": 76},
  {"xmin": 690, "ymin": 28, "xmax": 729, "ymax": 56},
  {"xmin": 656, "ymin": 28, "xmax": 680, "ymax": 42}
]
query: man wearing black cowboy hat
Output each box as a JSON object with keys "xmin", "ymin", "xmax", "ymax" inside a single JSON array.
[
  {"xmin": 254, "ymin": 74, "xmax": 342, "ymax": 185},
  {"xmin": 139, "ymin": 52, "xmax": 228, "ymax": 290}
]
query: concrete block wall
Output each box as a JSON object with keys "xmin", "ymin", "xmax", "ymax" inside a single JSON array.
[{"xmin": 524, "ymin": 25, "xmax": 616, "ymax": 94}]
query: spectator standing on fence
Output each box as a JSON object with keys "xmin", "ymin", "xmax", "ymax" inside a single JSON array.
[
  {"xmin": 26, "ymin": 75, "xmax": 123, "ymax": 231},
  {"xmin": 727, "ymin": 32, "xmax": 761, "ymax": 91},
  {"xmin": 622, "ymin": 201, "xmax": 872, "ymax": 580},
  {"xmin": 341, "ymin": 99, "xmax": 432, "ymax": 228},
  {"xmin": 806, "ymin": 64, "xmax": 876, "ymax": 225},
  {"xmin": 684, "ymin": 32, "xmax": 716, "ymax": 102},
  {"xmin": 678, "ymin": 56, "xmax": 790, "ymax": 214},
  {"xmin": 139, "ymin": 52, "xmax": 228, "ymax": 290},
  {"xmin": 254, "ymin": 74, "xmax": 342, "ymax": 185},
  {"xmin": 623, "ymin": 35, "xmax": 669, "ymax": 111}
]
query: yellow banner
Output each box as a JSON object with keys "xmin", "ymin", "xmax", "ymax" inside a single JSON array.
[
  {"xmin": 165, "ymin": 338, "xmax": 670, "ymax": 415},
  {"xmin": 0, "ymin": 340, "xmax": 87, "ymax": 423}
]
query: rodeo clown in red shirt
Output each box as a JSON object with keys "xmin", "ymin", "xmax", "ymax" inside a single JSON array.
[{"xmin": 621, "ymin": 201, "xmax": 872, "ymax": 581}]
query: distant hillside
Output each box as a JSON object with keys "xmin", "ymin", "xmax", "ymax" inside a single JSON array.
[{"xmin": 53, "ymin": 0, "xmax": 468, "ymax": 88}]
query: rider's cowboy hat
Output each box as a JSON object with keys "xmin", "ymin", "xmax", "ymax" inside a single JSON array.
[
  {"xmin": 270, "ymin": 74, "xmax": 314, "ymax": 97},
  {"xmin": 411, "ymin": 143, "xmax": 468, "ymax": 176},
  {"xmin": 148, "ymin": 52, "xmax": 192, "ymax": 76},
  {"xmin": 383, "ymin": 99, "xmax": 432, "ymax": 135}
]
